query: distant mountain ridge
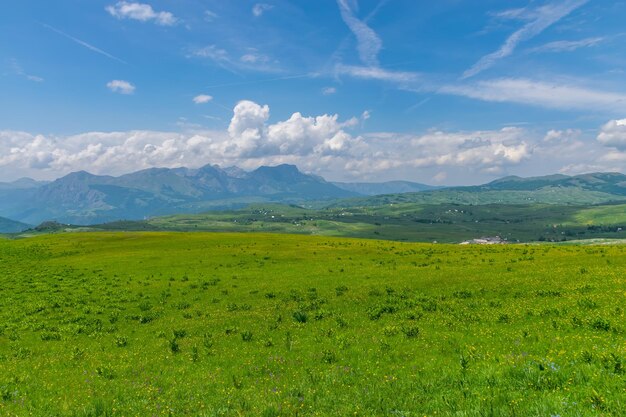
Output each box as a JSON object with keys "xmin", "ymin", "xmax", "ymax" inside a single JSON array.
[
  {"xmin": 0, "ymin": 164, "xmax": 358, "ymax": 225},
  {"xmin": 332, "ymin": 172, "xmax": 626, "ymax": 208},
  {"xmin": 2, "ymin": 167, "xmax": 626, "ymax": 227},
  {"xmin": 0, "ymin": 178, "xmax": 48, "ymax": 190}
]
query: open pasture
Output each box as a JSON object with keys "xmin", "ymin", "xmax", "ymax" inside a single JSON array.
[{"xmin": 0, "ymin": 232, "xmax": 625, "ymax": 416}]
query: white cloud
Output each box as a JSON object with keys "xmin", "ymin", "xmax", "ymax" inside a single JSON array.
[
  {"xmin": 322, "ymin": 87, "xmax": 337, "ymax": 95},
  {"xmin": 597, "ymin": 119, "xmax": 626, "ymax": 149},
  {"xmin": 543, "ymin": 129, "xmax": 582, "ymax": 142},
  {"xmin": 240, "ymin": 53, "xmax": 270, "ymax": 64},
  {"xmin": 405, "ymin": 127, "xmax": 531, "ymax": 168},
  {"xmin": 337, "ymin": 0, "xmax": 382, "ymax": 67},
  {"xmin": 440, "ymin": 78, "xmax": 626, "ymax": 112},
  {"xmin": 193, "ymin": 95, "xmax": 213, "ymax": 104},
  {"xmin": 106, "ymin": 2, "xmax": 177, "ymax": 26},
  {"xmin": 252, "ymin": 3, "xmax": 273, "ymax": 17},
  {"xmin": 463, "ymin": 0, "xmax": 588, "ymax": 78},
  {"xmin": 107, "ymin": 80, "xmax": 135, "ymax": 94},
  {"xmin": 530, "ymin": 37, "xmax": 604, "ymax": 53},
  {"xmin": 189, "ymin": 45, "xmax": 229, "ymax": 63},
  {"xmin": 3, "ymin": 102, "xmax": 620, "ymax": 184},
  {"xmin": 335, "ymin": 64, "xmax": 420, "ymax": 83}
]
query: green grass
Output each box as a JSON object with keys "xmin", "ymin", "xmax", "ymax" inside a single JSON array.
[
  {"xmin": 0, "ymin": 232, "xmax": 625, "ymax": 415},
  {"xmin": 90, "ymin": 202, "xmax": 626, "ymax": 244}
]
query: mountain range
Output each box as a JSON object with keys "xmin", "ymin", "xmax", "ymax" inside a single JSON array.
[
  {"xmin": 1, "ymin": 165, "xmax": 626, "ymax": 233},
  {"xmin": 0, "ymin": 164, "xmax": 359, "ymax": 226}
]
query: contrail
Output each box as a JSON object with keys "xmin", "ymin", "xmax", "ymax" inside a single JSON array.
[{"xmin": 42, "ymin": 23, "xmax": 127, "ymax": 65}]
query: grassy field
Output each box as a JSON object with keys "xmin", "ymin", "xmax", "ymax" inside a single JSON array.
[
  {"xmin": 1, "ymin": 232, "xmax": 625, "ymax": 416},
  {"xmin": 92, "ymin": 202, "xmax": 626, "ymax": 243}
]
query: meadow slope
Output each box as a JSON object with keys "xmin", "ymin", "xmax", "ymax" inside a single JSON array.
[{"xmin": 0, "ymin": 233, "xmax": 625, "ymax": 416}]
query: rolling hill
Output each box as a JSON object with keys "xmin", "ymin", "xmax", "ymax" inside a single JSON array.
[{"xmin": 329, "ymin": 172, "xmax": 626, "ymax": 208}]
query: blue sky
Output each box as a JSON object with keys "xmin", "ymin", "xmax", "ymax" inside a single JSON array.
[{"xmin": 1, "ymin": 0, "xmax": 626, "ymax": 184}]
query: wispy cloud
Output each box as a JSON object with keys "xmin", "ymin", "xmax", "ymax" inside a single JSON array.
[
  {"xmin": 440, "ymin": 78, "xmax": 626, "ymax": 112},
  {"xmin": 335, "ymin": 64, "xmax": 420, "ymax": 83},
  {"xmin": 322, "ymin": 87, "xmax": 337, "ymax": 95},
  {"xmin": 337, "ymin": 0, "xmax": 382, "ymax": 67},
  {"xmin": 107, "ymin": 80, "xmax": 135, "ymax": 94},
  {"xmin": 204, "ymin": 10, "xmax": 218, "ymax": 22},
  {"xmin": 490, "ymin": 7, "xmax": 537, "ymax": 20},
  {"xmin": 463, "ymin": 0, "xmax": 588, "ymax": 79},
  {"xmin": 188, "ymin": 45, "xmax": 280, "ymax": 73},
  {"xmin": 202, "ymin": 74, "xmax": 313, "ymax": 89},
  {"xmin": 189, "ymin": 45, "xmax": 230, "ymax": 63},
  {"xmin": 8, "ymin": 59, "xmax": 43, "ymax": 82},
  {"xmin": 530, "ymin": 36, "xmax": 604, "ymax": 53},
  {"xmin": 252, "ymin": 3, "xmax": 273, "ymax": 17},
  {"xmin": 106, "ymin": 2, "xmax": 178, "ymax": 26},
  {"xmin": 43, "ymin": 24, "xmax": 127, "ymax": 64}
]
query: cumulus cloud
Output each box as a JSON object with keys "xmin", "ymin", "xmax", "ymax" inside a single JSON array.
[
  {"xmin": 0, "ymin": 101, "xmax": 547, "ymax": 182},
  {"xmin": 252, "ymin": 3, "xmax": 273, "ymax": 17},
  {"xmin": 193, "ymin": 94, "xmax": 213, "ymax": 104},
  {"xmin": 406, "ymin": 127, "xmax": 531, "ymax": 168},
  {"xmin": 106, "ymin": 2, "xmax": 177, "ymax": 26},
  {"xmin": 107, "ymin": 80, "xmax": 135, "ymax": 94},
  {"xmin": 463, "ymin": 0, "xmax": 588, "ymax": 78},
  {"xmin": 597, "ymin": 119, "xmax": 626, "ymax": 149},
  {"xmin": 544, "ymin": 129, "xmax": 582, "ymax": 142}
]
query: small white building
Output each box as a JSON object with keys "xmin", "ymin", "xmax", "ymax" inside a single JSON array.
[{"xmin": 460, "ymin": 236, "xmax": 507, "ymax": 245}]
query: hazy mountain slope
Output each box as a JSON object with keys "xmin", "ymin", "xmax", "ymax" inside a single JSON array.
[
  {"xmin": 0, "ymin": 216, "xmax": 30, "ymax": 233},
  {"xmin": 0, "ymin": 178, "xmax": 48, "ymax": 190},
  {"xmin": 332, "ymin": 180, "xmax": 438, "ymax": 195}
]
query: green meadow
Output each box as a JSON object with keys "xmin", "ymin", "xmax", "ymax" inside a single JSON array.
[
  {"xmin": 97, "ymin": 201, "xmax": 626, "ymax": 243},
  {"xmin": 1, "ymin": 232, "xmax": 625, "ymax": 416}
]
